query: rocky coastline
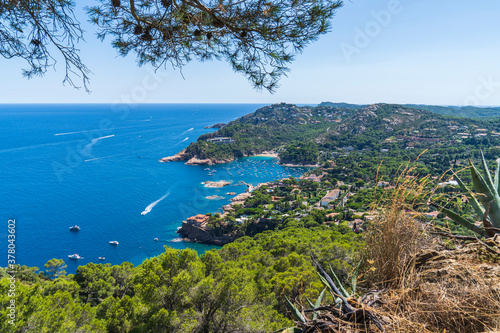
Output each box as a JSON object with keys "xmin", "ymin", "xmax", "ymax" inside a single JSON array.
[
  {"xmin": 203, "ymin": 123, "xmax": 226, "ymax": 129},
  {"xmin": 177, "ymin": 181, "xmax": 256, "ymax": 245},
  {"xmin": 159, "ymin": 149, "xmax": 234, "ymax": 166},
  {"xmin": 177, "ymin": 221, "xmax": 235, "ymax": 246},
  {"xmin": 159, "ymin": 149, "xmax": 314, "ymax": 167},
  {"xmin": 202, "ymin": 180, "xmax": 232, "ymax": 188}
]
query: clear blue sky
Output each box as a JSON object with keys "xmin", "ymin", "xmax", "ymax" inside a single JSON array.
[{"xmin": 2, "ymin": 0, "xmax": 500, "ymax": 105}]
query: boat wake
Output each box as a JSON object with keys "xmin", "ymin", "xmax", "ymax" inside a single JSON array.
[
  {"xmin": 84, "ymin": 154, "xmax": 119, "ymax": 162},
  {"xmin": 181, "ymin": 128, "xmax": 194, "ymax": 134},
  {"xmin": 141, "ymin": 191, "xmax": 170, "ymax": 215},
  {"xmin": 81, "ymin": 135, "xmax": 115, "ymax": 157}
]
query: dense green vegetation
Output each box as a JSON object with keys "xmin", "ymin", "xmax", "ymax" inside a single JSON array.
[
  {"xmin": 320, "ymin": 101, "xmax": 500, "ymax": 118},
  {"xmin": 179, "ymin": 102, "xmax": 500, "ymax": 165},
  {"xmin": 6, "ymin": 103, "xmax": 500, "ymax": 332},
  {"xmin": 0, "ymin": 227, "xmax": 363, "ymax": 333},
  {"xmin": 279, "ymin": 141, "xmax": 319, "ymax": 165}
]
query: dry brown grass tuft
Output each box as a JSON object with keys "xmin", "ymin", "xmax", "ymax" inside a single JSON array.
[
  {"xmin": 361, "ymin": 156, "xmax": 500, "ymax": 332},
  {"xmin": 364, "ymin": 159, "xmax": 432, "ymax": 288}
]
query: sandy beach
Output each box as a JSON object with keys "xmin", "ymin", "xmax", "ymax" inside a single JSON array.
[{"xmin": 253, "ymin": 151, "xmax": 278, "ymax": 158}]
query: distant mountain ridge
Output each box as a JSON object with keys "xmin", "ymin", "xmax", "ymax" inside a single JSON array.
[
  {"xmin": 319, "ymin": 102, "xmax": 500, "ymax": 118},
  {"xmin": 161, "ymin": 102, "xmax": 500, "ymax": 166}
]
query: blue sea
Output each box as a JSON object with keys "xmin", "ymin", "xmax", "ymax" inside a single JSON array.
[{"xmin": 0, "ymin": 104, "xmax": 309, "ymax": 273}]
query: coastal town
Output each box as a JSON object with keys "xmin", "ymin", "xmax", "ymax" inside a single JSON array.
[
  {"xmin": 168, "ymin": 102, "xmax": 500, "ymax": 246},
  {"xmin": 177, "ymin": 163, "xmax": 431, "ymax": 245}
]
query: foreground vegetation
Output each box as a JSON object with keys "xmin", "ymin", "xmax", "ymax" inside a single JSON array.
[{"xmin": 0, "ymin": 227, "xmax": 363, "ymax": 332}]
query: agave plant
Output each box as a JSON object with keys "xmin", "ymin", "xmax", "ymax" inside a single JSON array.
[
  {"xmin": 434, "ymin": 152, "xmax": 500, "ymax": 237},
  {"xmin": 275, "ymin": 258, "xmax": 383, "ymax": 333}
]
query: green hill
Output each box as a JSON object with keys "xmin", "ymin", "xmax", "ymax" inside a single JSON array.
[{"xmin": 166, "ymin": 103, "xmax": 500, "ymax": 166}]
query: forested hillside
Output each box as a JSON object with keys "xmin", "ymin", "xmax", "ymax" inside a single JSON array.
[
  {"xmin": 321, "ymin": 102, "xmax": 500, "ymax": 118},
  {"xmin": 0, "ymin": 227, "xmax": 362, "ymax": 332},
  {"xmin": 173, "ymin": 103, "xmax": 500, "ymax": 165}
]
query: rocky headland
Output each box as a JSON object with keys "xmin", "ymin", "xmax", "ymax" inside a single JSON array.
[
  {"xmin": 203, "ymin": 123, "xmax": 226, "ymax": 129},
  {"xmin": 202, "ymin": 180, "xmax": 232, "ymax": 188},
  {"xmin": 177, "ymin": 222, "xmax": 235, "ymax": 246},
  {"xmin": 159, "ymin": 149, "xmax": 234, "ymax": 166}
]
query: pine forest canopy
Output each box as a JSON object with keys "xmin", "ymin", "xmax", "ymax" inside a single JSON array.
[{"xmin": 0, "ymin": 0, "xmax": 343, "ymax": 92}]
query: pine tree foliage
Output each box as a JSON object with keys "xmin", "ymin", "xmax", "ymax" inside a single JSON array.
[{"xmin": 0, "ymin": 0, "xmax": 343, "ymax": 92}]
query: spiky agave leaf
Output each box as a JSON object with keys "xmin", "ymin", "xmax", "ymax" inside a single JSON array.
[
  {"xmin": 350, "ymin": 260, "xmax": 362, "ymax": 295},
  {"xmin": 477, "ymin": 152, "xmax": 500, "ymax": 228},
  {"xmin": 480, "ymin": 151, "xmax": 496, "ymax": 193},
  {"xmin": 494, "ymin": 158, "xmax": 500, "ymax": 193},
  {"xmin": 432, "ymin": 204, "xmax": 485, "ymax": 236},
  {"xmin": 316, "ymin": 271, "xmax": 342, "ymax": 305},
  {"xmin": 315, "ymin": 288, "xmax": 327, "ymax": 308},
  {"xmin": 469, "ymin": 158, "xmax": 493, "ymax": 204},
  {"xmin": 454, "ymin": 173, "xmax": 485, "ymax": 217},
  {"xmin": 312, "ymin": 257, "xmax": 354, "ymax": 314},
  {"xmin": 328, "ymin": 263, "xmax": 350, "ymax": 298},
  {"xmin": 305, "ymin": 287, "xmax": 327, "ymax": 320},
  {"xmin": 285, "ymin": 296, "xmax": 306, "ymax": 323}
]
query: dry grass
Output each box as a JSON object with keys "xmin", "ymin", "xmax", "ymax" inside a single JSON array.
[
  {"xmin": 364, "ymin": 159, "xmax": 432, "ymax": 288},
  {"xmin": 361, "ymin": 157, "xmax": 500, "ymax": 332},
  {"xmin": 296, "ymin": 156, "xmax": 500, "ymax": 333},
  {"xmin": 376, "ymin": 245, "xmax": 500, "ymax": 332}
]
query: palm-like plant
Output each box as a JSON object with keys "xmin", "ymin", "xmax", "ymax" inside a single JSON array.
[{"xmin": 433, "ymin": 152, "xmax": 500, "ymax": 237}]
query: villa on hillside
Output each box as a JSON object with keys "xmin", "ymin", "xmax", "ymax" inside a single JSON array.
[
  {"xmin": 301, "ymin": 174, "xmax": 324, "ymax": 182},
  {"xmin": 320, "ymin": 189, "xmax": 341, "ymax": 207},
  {"xmin": 207, "ymin": 137, "xmax": 235, "ymax": 144},
  {"xmin": 186, "ymin": 214, "xmax": 209, "ymax": 227}
]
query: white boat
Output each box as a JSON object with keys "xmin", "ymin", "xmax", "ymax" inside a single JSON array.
[
  {"xmin": 154, "ymin": 238, "xmax": 159, "ymax": 241},
  {"xmin": 109, "ymin": 241, "xmax": 119, "ymax": 245},
  {"xmin": 68, "ymin": 254, "xmax": 83, "ymax": 260},
  {"xmin": 98, "ymin": 257, "xmax": 105, "ymax": 260},
  {"xmin": 69, "ymin": 225, "xmax": 80, "ymax": 231}
]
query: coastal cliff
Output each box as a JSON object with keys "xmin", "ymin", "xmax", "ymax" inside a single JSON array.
[
  {"xmin": 177, "ymin": 221, "xmax": 235, "ymax": 245},
  {"xmin": 159, "ymin": 149, "xmax": 234, "ymax": 165}
]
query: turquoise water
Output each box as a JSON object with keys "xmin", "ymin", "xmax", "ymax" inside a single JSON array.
[{"xmin": 0, "ymin": 104, "xmax": 308, "ymax": 272}]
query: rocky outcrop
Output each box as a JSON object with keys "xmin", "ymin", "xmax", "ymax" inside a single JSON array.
[
  {"xmin": 159, "ymin": 149, "xmax": 190, "ymax": 162},
  {"xmin": 204, "ymin": 123, "xmax": 226, "ymax": 129},
  {"xmin": 185, "ymin": 156, "xmax": 234, "ymax": 165},
  {"xmin": 206, "ymin": 195, "xmax": 225, "ymax": 200},
  {"xmin": 202, "ymin": 180, "xmax": 232, "ymax": 188},
  {"xmin": 159, "ymin": 149, "xmax": 233, "ymax": 165},
  {"xmin": 222, "ymin": 192, "xmax": 252, "ymax": 213},
  {"xmin": 177, "ymin": 221, "xmax": 234, "ymax": 246}
]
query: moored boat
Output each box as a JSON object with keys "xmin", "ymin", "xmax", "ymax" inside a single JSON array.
[
  {"xmin": 68, "ymin": 253, "xmax": 83, "ymax": 260},
  {"xmin": 69, "ymin": 225, "xmax": 80, "ymax": 231},
  {"xmin": 109, "ymin": 241, "xmax": 119, "ymax": 245}
]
